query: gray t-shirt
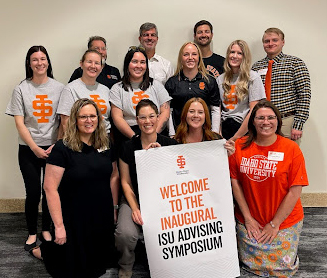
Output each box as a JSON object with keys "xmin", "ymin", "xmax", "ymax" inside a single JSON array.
[
  {"xmin": 218, "ymin": 70, "xmax": 265, "ymax": 123},
  {"xmin": 6, "ymin": 78, "xmax": 64, "ymax": 146},
  {"xmin": 57, "ymin": 78, "xmax": 111, "ymax": 133},
  {"xmin": 109, "ymin": 80, "xmax": 172, "ymax": 126}
]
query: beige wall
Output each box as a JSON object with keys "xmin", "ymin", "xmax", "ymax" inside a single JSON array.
[{"xmin": 1, "ymin": 0, "xmax": 326, "ymax": 198}]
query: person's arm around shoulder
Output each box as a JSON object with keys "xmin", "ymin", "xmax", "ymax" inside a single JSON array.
[
  {"xmin": 14, "ymin": 115, "xmax": 48, "ymax": 159},
  {"xmin": 119, "ymin": 158, "xmax": 143, "ymax": 225},
  {"xmin": 44, "ymin": 163, "xmax": 66, "ymax": 245}
]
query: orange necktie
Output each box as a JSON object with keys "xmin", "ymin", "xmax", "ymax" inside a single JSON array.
[{"xmin": 265, "ymin": 60, "xmax": 274, "ymax": 101}]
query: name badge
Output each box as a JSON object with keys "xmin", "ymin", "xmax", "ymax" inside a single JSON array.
[
  {"xmin": 268, "ymin": 151, "xmax": 284, "ymax": 161},
  {"xmin": 258, "ymin": 68, "xmax": 268, "ymax": 76}
]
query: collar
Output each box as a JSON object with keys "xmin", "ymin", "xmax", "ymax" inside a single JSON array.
[
  {"xmin": 149, "ymin": 53, "xmax": 160, "ymax": 62},
  {"xmin": 180, "ymin": 71, "xmax": 202, "ymax": 81},
  {"xmin": 265, "ymin": 52, "xmax": 284, "ymax": 63}
]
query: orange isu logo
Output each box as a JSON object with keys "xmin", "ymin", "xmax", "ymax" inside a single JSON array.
[
  {"xmin": 90, "ymin": 95, "xmax": 107, "ymax": 114},
  {"xmin": 199, "ymin": 82, "xmax": 205, "ymax": 90},
  {"xmin": 132, "ymin": 91, "xmax": 150, "ymax": 109},
  {"xmin": 107, "ymin": 75, "xmax": 111, "ymax": 79},
  {"xmin": 223, "ymin": 85, "xmax": 238, "ymax": 110},
  {"xmin": 32, "ymin": 95, "xmax": 52, "ymax": 123},
  {"xmin": 177, "ymin": 155, "xmax": 186, "ymax": 169}
]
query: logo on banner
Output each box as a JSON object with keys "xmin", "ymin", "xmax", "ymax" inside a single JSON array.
[
  {"xmin": 240, "ymin": 154, "xmax": 278, "ymax": 182},
  {"xmin": 177, "ymin": 155, "xmax": 186, "ymax": 169},
  {"xmin": 32, "ymin": 95, "xmax": 53, "ymax": 123},
  {"xmin": 176, "ymin": 155, "xmax": 189, "ymax": 175}
]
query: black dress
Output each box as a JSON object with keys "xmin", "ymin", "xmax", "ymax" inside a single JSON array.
[{"xmin": 41, "ymin": 140, "xmax": 115, "ymax": 278}]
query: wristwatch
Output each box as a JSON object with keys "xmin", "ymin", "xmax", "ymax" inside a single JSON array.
[{"xmin": 114, "ymin": 205, "xmax": 119, "ymax": 210}]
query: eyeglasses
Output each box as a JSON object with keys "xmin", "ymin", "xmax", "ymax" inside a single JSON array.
[
  {"xmin": 128, "ymin": 46, "xmax": 145, "ymax": 52},
  {"xmin": 137, "ymin": 114, "xmax": 158, "ymax": 121},
  {"xmin": 254, "ymin": 115, "xmax": 277, "ymax": 122},
  {"xmin": 78, "ymin": 115, "xmax": 98, "ymax": 121},
  {"xmin": 93, "ymin": 47, "xmax": 107, "ymax": 51},
  {"xmin": 141, "ymin": 33, "xmax": 158, "ymax": 38}
]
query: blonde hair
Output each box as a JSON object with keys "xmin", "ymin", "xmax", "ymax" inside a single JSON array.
[
  {"xmin": 174, "ymin": 42, "xmax": 209, "ymax": 82},
  {"xmin": 63, "ymin": 98, "xmax": 109, "ymax": 152},
  {"xmin": 222, "ymin": 40, "xmax": 251, "ymax": 101},
  {"xmin": 175, "ymin": 97, "xmax": 220, "ymax": 143}
]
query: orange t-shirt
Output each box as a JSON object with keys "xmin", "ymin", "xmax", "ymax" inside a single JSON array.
[{"xmin": 229, "ymin": 135, "xmax": 308, "ymax": 229}]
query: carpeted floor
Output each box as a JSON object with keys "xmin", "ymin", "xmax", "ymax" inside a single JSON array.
[{"xmin": 0, "ymin": 207, "xmax": 326, "ymax": 277}]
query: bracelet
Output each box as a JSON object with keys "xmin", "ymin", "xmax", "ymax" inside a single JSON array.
[
  {"xmin": 114, "ymin": 205, "xmax": 119, "ymax": 210},
  {"xmin": 270, "ymin": 221, "xmax": 275, "ymax": 228}
]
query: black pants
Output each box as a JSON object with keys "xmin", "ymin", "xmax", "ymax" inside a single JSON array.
[
  {"xmin": 222, "ymin": 118, "xmax": 242, "ymax": 140},
  {"xmin": 18, "ymin": 145, "xmax": 51, "ymax": 235}
]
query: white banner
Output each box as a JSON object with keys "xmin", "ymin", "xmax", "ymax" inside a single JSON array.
[{"xmin": 135, "ymin": 140, "xmax": 240, "ymax": 278}]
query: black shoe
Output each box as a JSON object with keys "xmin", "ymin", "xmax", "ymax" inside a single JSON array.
[
  {"xmin": 29, "ymin": 245, "xmax": 42, "ymax": 260},
  {"xmin": 24, "ymin": 241, "xmax": 36, "ymax": 251},
  {"xmin": 39, "ymin": 232, "xmax": 52, "ymax": 243}
]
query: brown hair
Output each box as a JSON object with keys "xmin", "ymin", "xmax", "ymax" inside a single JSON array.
[
  {"xmin": 175, "ymin": 97, "xmax": 221, "ymax": 143},
  {"xmin": 242, "ymin": 99, "xmax": 283, "ymax": 149}
]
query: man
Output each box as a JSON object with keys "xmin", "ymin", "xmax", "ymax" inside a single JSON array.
[
  {"xmin": 69, "ymin": 36, "xmax": 121, "ymax": 89},
  {"xmin": 252, "ymin": 28, "xmax": 311, "ymax": 142},
  {"xmin": 138, "ymin": 22, "xmax": 174, "ymax": 85},
  {"xmin": 193, "ymin": 20, "xmax": 225, "ymax": 79}
]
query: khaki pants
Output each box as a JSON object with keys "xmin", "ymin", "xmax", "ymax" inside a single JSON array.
[
  {"xmin": 115, "ymin": 200, "xmax": 142, "ymax": 271},
  {"xmin": 281, "ymin": 115, "xmax": 301, "ymax": 145}
]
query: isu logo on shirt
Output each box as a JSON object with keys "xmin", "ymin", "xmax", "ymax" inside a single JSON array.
[
  {"xmin": 90, "ymin": 95, "xmax": 107, "ymax": 114},
  {"xmin": 132, "ymin": 91, "xmax": 150, "ymax": 109},
  {"xmin": 223, "ymin": 85, "xmax": 238, "ymax": 110},
  {"xmin": 32, "ymin": 95, "xmax": 53, "ymax": 123},
  {"xmin": 240, "ymin": 155, "xmax": 278, "ymax": 182},
  {"xmin": 199, "ymin": 82, "xmax": 205, "ymax": 90}
]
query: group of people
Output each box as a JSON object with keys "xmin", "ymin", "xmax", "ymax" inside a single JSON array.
[{"xmin": 5, "ymin": 19, "xmax": 310, "ymax": 278}]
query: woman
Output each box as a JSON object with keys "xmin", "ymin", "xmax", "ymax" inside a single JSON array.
[
  {"xmin": 217, "ymin": 40, "xmax": 265, "ymax": 141},
  {"xmin": 115, "ymin": 99, "xmax": 177, "ymax": 278},
  {"xmin": 165, "ymin": 42, "xmax": 221, "ymax": 136},
  {"xmin": 30, "ymin": 99, "xmax": 119, "ymax": 278},
  {"xmin": 57, "ymin": 49, "xmax": 111, "ymax": 135},
  {"xmin": 110, "ymin": 46, "xmax": 171, "ymax": 145},
  {"xmin": 5, "ymin": 46, "xmax": 64, "ymax": 251},
  {"xmin": 175, "ymin": 97, "xmax": 234, "ymax": 156},
  {"xmin": 229, "ymin": 100, "xmax": 308, "ymax": 277}
]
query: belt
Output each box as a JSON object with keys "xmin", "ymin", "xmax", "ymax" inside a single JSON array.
[{"xmin": 281, "ymin": 111, "xmax": 295, "ymax": 118}]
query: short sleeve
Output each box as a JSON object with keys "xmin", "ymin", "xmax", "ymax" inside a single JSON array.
[
  {"xmin": 248, "ymin": 71, "xmax": 266, "ymax": 102},
  {"xmin": 228, "ymin": 152, "xmax": 238, "ymax": 180},
  {"xmin": 288, "ymin": 145, "xmax": 309, "ymax": 187},
  {"xmin": 153, "ymin": 80, "xmax": 172, "ymax": 106},
  {"xmin": 47, "ymin": 140, "xmax": 69, "ymax": 169},
  {"xmin": 109, "ymin": 82, "xmax": 124, "ymax": 110},
  {"xmin": 6, "ymin": 86, "xmax": 24, "ymax": 116},
  {"xmin": 57, "ymin": 86, "xmax": 75, "ymax": 116}
]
